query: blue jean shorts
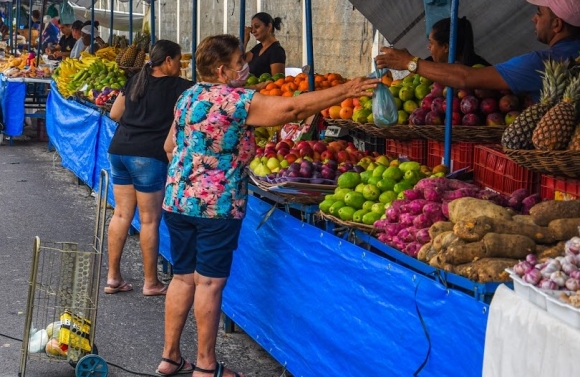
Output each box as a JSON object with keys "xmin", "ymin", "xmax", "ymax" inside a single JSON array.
[
  {"xmin": 163, "ymin": 211, "xmax": 242, "ymax": 278},
  {"xmin": 108, "ymin": 154, "xmax": 167, "ymax": 193}
]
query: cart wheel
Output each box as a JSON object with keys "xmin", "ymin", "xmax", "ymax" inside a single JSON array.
[{"xmin": 75, "ymin": 354, "xmax": 108, "ymax": 377}]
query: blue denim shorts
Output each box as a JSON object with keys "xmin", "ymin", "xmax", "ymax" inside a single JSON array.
[
  {"xmin": 108, "ymin": 154, "xmax": 168, "ymax": 193},
  {"xmin": 163, "ymin": 211, "xmax": 242, "ymax": 278}
]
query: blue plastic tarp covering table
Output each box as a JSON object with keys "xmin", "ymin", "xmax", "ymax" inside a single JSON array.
[
  {"xmin": 46, "ymin": 81, "xmax": 99, "ymax": 188},
  {"xmin": 223, "ymin": 195, "xmax": 489, "ymax": 376},
  {"xmin": 0, "ymin": 74, "xmax": 26, "ymax": 136}
]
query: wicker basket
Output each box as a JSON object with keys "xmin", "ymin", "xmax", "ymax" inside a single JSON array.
[
  {"xmin": 319, "ymin": 211, "xmax": 376, "ymax": 234},
  {"xmin": 414, "ymin": 125, "xmax": 506, "ymax": 143},
  {"xmin": 363, "ymin": 124, "xmax": 423, "ymax": 140},
  {"xmin": 249, "ymin": 175, "xmax": 331, "ymax": 205},
  {"xmin": 324, "ymin": 118, "xmax": 359, "ymax": 131},
  {"xmin": 504, "ymin": 149, "xmax": 580, "ymax": 179}
]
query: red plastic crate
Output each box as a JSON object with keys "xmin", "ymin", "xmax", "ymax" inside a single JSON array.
[
  {"xmin": 541, "ymin": 175, "xmax": 580, "ymax": 200},
  {"xmin": 385, "ymin": 139, "xmax": 427, "ymax": 165},
  {"xmin": 473, "ymin": 144, "xmax": 540, "ymax": 196},
  {"xmin": 427, "ymin": 140, "xmax": 480, "ymax": 171}
]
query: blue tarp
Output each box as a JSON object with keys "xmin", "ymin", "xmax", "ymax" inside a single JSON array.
[
  {"xmin": 0, "ymin": 75, "xmax": 26, "ymax": 137},
  {"xmin": 223, "ymin": 196, "xmax": 489, "ymax": 376},
  {"xmin": 46, "ymin": 81, "xmax": 99, "ymax": 188}
]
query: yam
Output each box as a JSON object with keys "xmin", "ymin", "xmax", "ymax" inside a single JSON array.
[
  {"xmin": 432, "ymin": 231, "xmax": 464, "ymax": 252},
  {"xmin": 455, "ymin": 216, "xmax": 555, "ymax": 244},
  {"xmin": 448, "ymin": 198, "xmax": 512, "ymax": 224},
  {"xmin": 428, "ymin": 252, "xmax": 454, "ymax": 271},
  {"xmin": 482, "ymin": 233, "xmax": 536, "ymax": 259},
  {"xmin": 417, "ymin": 242, "xmax": 433, "ymax": 262},
  {"xmin": 529, "ymin": 200, "xmax": 580, "ymax": 226},
  {"xmin": 453, "ymin": 258, "xmax": 516, "ymax": 283},
  {"xmin": 512, "ymin": 215, "xmax": 536, "ymax": 225},
  {"xmin": 548, "ymin": 218, "xmax": 580, "ymax": 241},
  {"xmin": 453, "ymin": 219, "xmax": 492, "ymax": 242},
  {"xmin": 441, "ymin": 241, "xmax": 486, "ymax": 265},
  {"xmin": 425, "ymin": 244, "xmax": 439, "ymax": 263},
  {"xmin": 538, "ymin": 241, "xmax": 566, "ymax": 260},
  {"xmin": 429, "ymin": 221, "xmax": 454, "ymax": 240}
]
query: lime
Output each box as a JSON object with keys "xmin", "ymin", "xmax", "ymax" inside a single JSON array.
[
  {"xmin": 393, "ymin": 97, "xmax": 402, "ymax": 110},
  {"xmin": 397, "ymin": 110, "xmax": 409, "ymax": 125},
  {"xmin": 403, "ymin": 100, "xmax": 418, "ymax": 114},
  {"xmin": 398, "ymin": 86, "xmax": 415, "ymax": 102},
  {"xmin": 246, "ymin": 75, "xmax": 259, "ymax": 85}
]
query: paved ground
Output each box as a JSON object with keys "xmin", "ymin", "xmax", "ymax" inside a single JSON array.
[{"xmin": 0, "ymin": 135, "xmax": 287, "ymax": 377}]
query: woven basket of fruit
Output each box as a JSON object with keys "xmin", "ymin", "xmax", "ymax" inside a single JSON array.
[
  {"xmin": 414, "ymin": 125, "xmax": 506, "ymax": 143},
  {"xmin": 249, "ymin": 174, "xmax": 330, "ymax": 205},
  {"xmin": 504, "ymin": 149, "xmax": 580, "ymax": 178},
  {"xmin": 318, "ymin": 211, "xmax": 376, "ymax": 234},
  {"xmin": 359, "ymin": 124, "xmax": 423, "ymax": 140}
]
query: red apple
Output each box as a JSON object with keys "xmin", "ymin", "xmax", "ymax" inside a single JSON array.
[
  {"xmin": 460, "ymin": 96, "xmax": 479, "ymax": 114},
  {"xmin": 277, "ymin": 148, "xmax": 289, "ymax": 156},
  {"xmin": 289, "ymin": 148, "xmax": 300, "ymax": 156},
  {"xmin": 276, "ymin": 141, "xmax": 291, "ymax": 151},
  {"xmin": 265, "ymin": 151, "xmax": 278, "ymax": 158},
  {"xmin": 265, "ymin": 141, "xmax": 276, "ymax": 150},
  {"xmin": 255, "ymin": 147, "xmax": 265, "ymax": 156},
  {"xmin": 451, "ymin": 112, "xmax": 462, "ymax": 125},
  {"xmin": 462, "ymin": 113, "xmax": 483, "ymax": 126},
  {"xmin": 320, "ymin": 150, "xmax": 335, "ymax": 161},
  {"xmin": 431, "ymin": 97, "xmax": 445, "ymax": 113},
  {"xmin": 296, "ymin": 141, "xmax": 310, "ymax": 150},
  {"xmin": 499, "ymin": 94, "xmax": 520, "ymax": 113},
  {"xmin": 312, "ymin": 141, "xmax": 327, "ymax": 154},
  {"xmin": 352, "ymin": 98, "xmax": 360, "ymax": 107},
  {"xmin": 425, "ymin": 110, "xmax": 444, "ymax": 125},
  {"xmin": 285, "ymin": 153, "xmax": 298, "ymax": 164},
  {"xmin": 480, "ymin": 98, "xmax": 499, "ymax": 115},
  {"xmin": 299, "ymin": 146, "xmax": 314, "ymax": 158},
  {"xmin": 442, "ymin": 97, "xmax": 460, "ymax": 113},
  {"xmin": 337, "ymin": 151, "xmax": 349, "ymax": 163},
  {"xmin": 421, "ymin": 94, "xmax": 436, "ymax": 110}
]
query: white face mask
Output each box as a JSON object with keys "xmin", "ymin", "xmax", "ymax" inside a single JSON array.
[{"xmin": 226, "ymin": 63, "xmax": 250, "ymax": 87}]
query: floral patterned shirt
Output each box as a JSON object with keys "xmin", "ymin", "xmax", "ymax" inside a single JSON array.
[{"xmin": 163, "ymin": 83, "xmax": 256, "ymax": 219}]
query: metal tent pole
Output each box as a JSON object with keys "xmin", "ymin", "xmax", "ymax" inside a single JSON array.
[
  {"xmin": 8, "ymin": 2, "xmax": 13, "ymax": 54},
  {"xmin": 90, "ymin": 0, "xmax": 95, "ymax": 53},
  {"xmin": 129, "ymin": 0, "xmax": 133, "ymax": 44},
  {"xmin": 191, "ymin": 0, "xmax": 197, "ymax": 82},
  {"xmin": 150, "ymin": 0, "xmax": 155, "ymax": 44},
  {"xmin": 443, "ymin": 0, "xmax": 459, "ymax": 168},
  {"xmin": 239, "ymin": 0, "xmax": 245, "ymax": 51},
  {"xmin": 109, "ymin": 0, "xmax": 114, "ymax": 44},
  {"xmin": 27, "ymin": 0, "xmax": 32, "ymax": 52},
  {"xmin": 15, "ymin": 0, "xmax": 20, "ymax": 53},
  {"xmin": 305, "ymin": 0, "xmax": 314, "ymax": 91},
  {"xmin": 36, "ymin": 0, "xmax": 45, "ymax": 58}
]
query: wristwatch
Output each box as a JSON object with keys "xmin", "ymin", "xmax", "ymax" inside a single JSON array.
[{"xmin": 407, "ymin": 56, "xmax": 419, "ymax": 73}]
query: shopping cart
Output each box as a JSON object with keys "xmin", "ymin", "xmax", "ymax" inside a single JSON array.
[{"xmin": 19, "ymin": 170, "xmax": 110, "ymax": 377}]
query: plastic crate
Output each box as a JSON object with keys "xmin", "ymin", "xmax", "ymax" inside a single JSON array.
[
  {"xmin": 385, "ymin": 139, "xmax": 427, "ymax": 165},
  {"xmin": 473, "ymin": 144, "xmax": 539, "ymax": 196},
  {"xmin": 540, "ymin": 175, "xmax": 580, "ymax": 200},
  {"xmin": 427, "ymin": 140, "xmax": 480, "ymax": 171}
]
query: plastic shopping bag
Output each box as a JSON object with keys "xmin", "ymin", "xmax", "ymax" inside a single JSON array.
[{"xmin": 372, "ymin": 61, "xmax": 398, "ymax": 127}]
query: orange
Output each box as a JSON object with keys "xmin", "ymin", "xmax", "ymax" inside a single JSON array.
[
  {"xmin": 320, "ymin": 81, "xmax": 331, "ymax": 89},
  {"xmin": 266, "ymin": 82, "xmax": 278, "ymax": 91},
  {"xmin": 285, "ymin": 75, "xmax": 295, "ymax": 82},
  {"xmin": 314, "ymin": 75, "xmax": 325, "ymax": 83},
  {"xmin": 381, "ymin": 75, "xmax": 393, "ymax": 86},
  {"xmin": 296, "ymin": 73, "xmax": 307, "ymax": 81},
  {"xmin": 275, "ymin": 78, "xmax": 286, "ymax": 87},
  {"xmin": 327, "ymin": 73, "xmax": 343, "ymax": 83},
  {"xmin": 282, "ymin": 91, "xmax": 294, "ymax": 97},
  {"xmin": 341, "ymin": 98, "xmax": 354, "ymax": 108},
  {"xmin": 339, "ymin": 106, "xmax": 353, "ymax": 119},
  {"xmin": 269, "ymin": 88, "xmax": 283, "ymax": 96},
  {"xmin": 321, "ymin": 108, "xmax": 330, "ymax": 117},
  {"xmin": 298, "ymin": 80, "xmax": 310, "ymax": 92},
  {"xmin": 330, "ymin": 79, "xmax": 341, "ymax": 87},
  {"xmin": 260, "ymin": 89, "xmax": 270, "ymax": 95},
  {"xmin": 328, "ymin": 105, "xmax": 342, "ymax": 119},
  {"xmin": 285, "ymin": 82, "xmax": 297, "ymax": 92}
]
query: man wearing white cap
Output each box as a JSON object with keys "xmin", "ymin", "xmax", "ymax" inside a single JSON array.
[
  {"xmin": 79, "ymin": 25, "xmax": 101, "ymax": 54},
  {"xmin": 375, "ymin": 0, "xmax": 580, "ymax": 103}
]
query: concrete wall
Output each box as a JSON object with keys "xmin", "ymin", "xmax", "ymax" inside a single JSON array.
[{"xmin": 105, "ymin": 0, "xmax": 379, "ymax": 79}]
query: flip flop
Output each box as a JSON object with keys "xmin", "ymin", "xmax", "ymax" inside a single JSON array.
[
  {"xmin": 194, "ymin": 362, "xmax": 242, "ymax": 377},
  {"xmin": 143, "ymin": 284, "xmax": 168, "ymax": 296},
  {"xmin": 155, "ymin": 356, "xmax": 194, "ymax": 376},
  {"xmin": 103, "ymin": 281, "xmax": 133, "ymax": 294}
]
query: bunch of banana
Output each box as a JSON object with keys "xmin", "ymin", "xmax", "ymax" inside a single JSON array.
[{"xmin": 95, "ymin": 46, "xmax": 119, "ymax": 62}]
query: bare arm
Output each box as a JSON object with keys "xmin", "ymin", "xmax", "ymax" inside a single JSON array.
[
  {"xmin": 109, "ymin": 92, "xmax": 125, "ymax": 122},
  {"xmin": 164, "ymin": 126, "xmax": 176, "ymax": 162},
  {"xmin": 375, "ymin": 47, "xmax": 510, "ymax": 91},
  {"xmin": 245, "ymin": 51, "xmax": 254, "ymax": 64},
  {"xmin": 246, "ymin": 76, "xmax": 380, "ymax": 127},
  {"xmin": 270, "ymin": 62, "xmax": 285, "ymax": 76}
]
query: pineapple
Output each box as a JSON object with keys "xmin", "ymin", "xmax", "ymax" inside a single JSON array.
[
  {"xmin": 120, "ymin": 33, "xmax": 142, "ymax": 67},
  {"xmin": 133, "ymin": 37, "xmax": 149, "ymax": 68},
  {"xmin": 115, "ymin": 48, "xmax": 127, "ymax": 65},
  {"xmin": 501, "ymin": 59, "xmax": 569, "ymax": 149},
  {"xmin": 567, "ymin": 124, "xmax": 580, "ymax": 150},
  {"xmin": 533, "ymin": 76, "xmax": 580, "ymax": 150}
]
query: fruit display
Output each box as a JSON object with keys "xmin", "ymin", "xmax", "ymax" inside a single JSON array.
[
  {"xmin": 52, "ymin": 53, "xmax": 126, "ymax": 98},
  {"xmin": 0, "ymin": 53, "xmax": 51, "ymax": 78},
  {"xmin": 115, "ymin": 32, "xmax": 150, "ymax": 69},
  {"xmin": 94, "ymin": 87, "xmax": 120, "ymax": 107},
  {"xmin": 245, "ymin": 72, "xmax": 347, "ymax": 97}
]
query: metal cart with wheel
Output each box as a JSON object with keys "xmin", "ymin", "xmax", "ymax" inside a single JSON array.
[{"xmin": 19, "ymin": 170, "xmax": 110, "ymax": 377}]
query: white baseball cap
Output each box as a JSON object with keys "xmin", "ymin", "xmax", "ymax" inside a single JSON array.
[{"xmin": 81, "ymin": 25, "xmax": 100, "ymax": 37}]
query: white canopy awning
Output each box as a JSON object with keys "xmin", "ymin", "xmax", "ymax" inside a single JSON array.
[{"xmin": 69, "ymin": 2, "xmax": 144, "ymax": 32}]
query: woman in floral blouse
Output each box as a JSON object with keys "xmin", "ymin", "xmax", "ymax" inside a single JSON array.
[{"xmin": 156, "ymin": 34, "xmax": 378, "ymax": 377}]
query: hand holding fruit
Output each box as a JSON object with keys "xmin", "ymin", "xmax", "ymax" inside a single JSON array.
[{"xmin": 375, "ymin": 47, "xmax": 414, "ymax": 71}]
